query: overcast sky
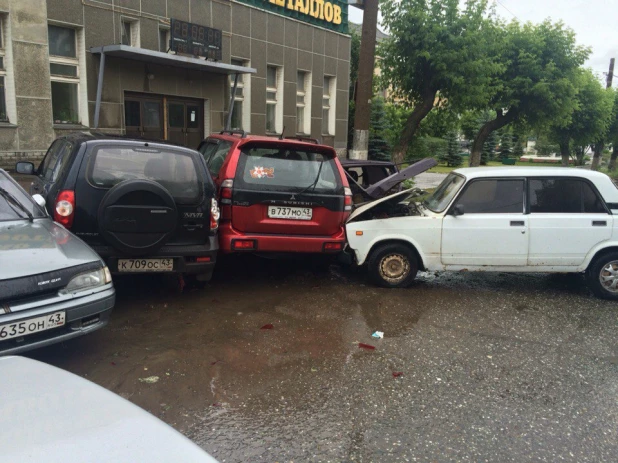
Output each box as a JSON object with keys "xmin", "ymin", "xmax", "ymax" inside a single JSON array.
[{"xmin": 349, "ymin": 0, "xmax": 616, "ymax": 82}]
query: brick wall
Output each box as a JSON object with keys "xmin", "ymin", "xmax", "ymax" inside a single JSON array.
[{"xmin": 0, "ymin": 151, "xmax": 46, "ymax": 171}]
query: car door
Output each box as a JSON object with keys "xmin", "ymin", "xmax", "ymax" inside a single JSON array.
[
  {"xmin": 441, "ymin": 178, "xmax": 528, "ymax": 266},
  {"xmin": 527, "ymin": 177, "xmax": 613, "ymax": 267}
]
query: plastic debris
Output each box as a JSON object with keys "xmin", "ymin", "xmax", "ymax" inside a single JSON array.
[
  {"xmin": 393, "ymin": 372, "xmax": 404, "ymax": 378},
  {"xmin": 371, "ymin": 331, "xmax": 384, "ymax": 339},
  {"xmin": 261, "ymin": 324, "xmax": 274, "ymax": 330},
  {"xmin": 358, "ymin": 343, "xmax": 375, "ymax": 350},
  {"xmin": 139, "ymin": 376, "xmax": 160, "ymax": 384}
]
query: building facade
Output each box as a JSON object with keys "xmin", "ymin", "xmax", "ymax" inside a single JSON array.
[{"xmin": 0, "ymin": 0, "xmax": 351, "ymax": 169}]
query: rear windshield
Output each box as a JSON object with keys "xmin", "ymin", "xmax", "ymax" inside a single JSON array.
[
  {"xmin": 236, "ymin": 146, "xmax": 342, "ymax": 194},
  {"xmin": 89, "ymin": 146, "xmax": 203, "ymax": 204}
]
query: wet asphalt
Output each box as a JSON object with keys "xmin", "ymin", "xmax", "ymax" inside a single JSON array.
[{"xmin": 27, "ymin": 257, "xmax": 618, "ymax": 462}]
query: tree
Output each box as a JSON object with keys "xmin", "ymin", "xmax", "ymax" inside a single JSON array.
[
  {"xmin": 439, "ymin": 131, "xmax": 463, "ymax": 167},
  {"xmin": 379, "ymin": 0, "xmax": 501, "ymax": 165},
  {"xmin": 469, "ymin": 20, "xmax": 590, "ymax": 166},
  {"xmin": 498, "ymin": 130, "xmax": 513, "ymax": 159},
  {"xmin": 368, "ymin": 97, "xmax": 391, "ymax": 161},
  {"xmin": 548, "ymin": 69, "xmax": 614, "ymax": 166},
  {"xmin": 512, "ymin": 133, "xmax": 525, "ymax": 159},
  {"xmin": 481, "ymin": 130, "xmax": 498, "ymax": 165}
]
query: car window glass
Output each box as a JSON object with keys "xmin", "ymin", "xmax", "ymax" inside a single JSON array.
[
  {"xmin": 455, "ymin": 179, "xmax": 524, "ymax": 214},
  {"xmin": 51, "ymin": 142, "xmax": 73, "ymax": 182},
  {"xmin": 365, "ymin": 166, "xmax": 391, "ymax": 185},
  {"xmin": 0, "ymin": 173, "xmax": 45, "ymax": 221},
  {"xmin": 530, "ymin": 178, "xmax": 606, "ymax": 213},
  {"xmin": 346, "ymin": 167, "xmax": 364, "ymax": 186},
  {"xmin": 199, "ymin": 140, "xmax": 232, "ymax": 176},
  {"xmin": 236, "ymin": 147, "xmax": 341, "ymax": 193},
  {"xmin": 39, "ymin": 140, "xmax": 65, "ymax": 181},
  {"xmin": 89, "ymin": 146, "xmax": 202, "ymax": 204}
]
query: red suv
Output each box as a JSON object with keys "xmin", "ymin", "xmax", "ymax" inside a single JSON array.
[{"xmin": 198, "ymin": 131, "xmax": 352, "ymax": 255}]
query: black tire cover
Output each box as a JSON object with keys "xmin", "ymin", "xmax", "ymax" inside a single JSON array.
[{"xmin": 98, "ymin": 179, "xmax": 178, "ymax": 257}]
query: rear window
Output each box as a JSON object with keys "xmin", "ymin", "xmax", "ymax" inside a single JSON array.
[
  {"xmin": 236, "ymin": 146, "xmax": 342, "ymax": 194},
  {"xmin": 199, "ymin": 139, "xmax": 233, "ymax": 176},
  {"xmin": 89, "ymin": 145, "xmax": 203, "ymax": 204}
]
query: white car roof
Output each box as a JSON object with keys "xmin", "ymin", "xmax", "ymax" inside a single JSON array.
[{"xmin": 0, "ymin": 356, "xmax": 218, "ymax": 463}]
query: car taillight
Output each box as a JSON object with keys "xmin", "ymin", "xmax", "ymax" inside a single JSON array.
[
  {"xmin": 54, "ymin": 190, "xmax": 75, "ymax": 228},
  {"xmin": 220, "ymin": 179, "xmax": 234, "ymax": 204},
  {"xmin": 344, "ymin": 187, "xmax": 353, "ymax": 212},
  {"xmin": 210, "ymin": 198, "xmax": 220, "ymax": 231},
  {"xmin": 323, "ymin": 242, "xmax": 343, "ymax": 252}
]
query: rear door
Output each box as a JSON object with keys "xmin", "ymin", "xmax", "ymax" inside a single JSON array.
[
  {"xmin": 231, "ymin": 144, "xmax": 345, "ymax": 236},
  {"xmin": 73, "ymin": 142, "xmax": 212, "ymax": 247},
  {"xmin": 527, "ymin": 177, "xmax": 613, "ymax": 266}
]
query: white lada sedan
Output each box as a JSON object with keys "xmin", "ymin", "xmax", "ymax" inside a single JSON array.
[{"xmin": 345, "ymin": 167, "xmax": 618, "ymax": 299}]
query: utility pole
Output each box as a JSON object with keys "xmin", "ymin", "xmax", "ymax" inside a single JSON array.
[
  {"xmin": 349, "ymin": 0, "xmax": 379, "ymax": 160},
  {"xmin": 607, "ymin": 58, "xmax": 615, "ymax": 89},
  {"xmin": 591, "ymin": 58, "xmax": 615, "ymax": 170}
]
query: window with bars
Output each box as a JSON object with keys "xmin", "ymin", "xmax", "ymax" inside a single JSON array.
[
  {"xmin": 296, "ymin": 71, "xmax": 311, "ymax": 135},
  {"xmin": 266, "ymin": 65, "xmax": 282, "ymax": 134},
  {"xmin": 48, "ymin": 25, "xmax": 80, "ymax": 125},
  {"xmin": 322, "ymin": 76, "xmax": 335, "ymax": 136}
]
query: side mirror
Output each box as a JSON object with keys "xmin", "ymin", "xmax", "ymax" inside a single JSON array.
[
  {"xmin": 32, "ymin": 194, "xmax": 46, "ymax": 209},
  {"xmin": 452, "ymin": 204, "xmax": 465, "ymax": 217},
  {"xmin": 15, "ymin": 162, "xmax": 35, "ymax": 175}
]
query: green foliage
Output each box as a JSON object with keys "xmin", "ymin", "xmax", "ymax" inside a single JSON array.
[
  {"xmin": 439, "ymin": 131, "xmax": 463, "ymax": 167},
  {"xmin": 498, "ymin": 130, "xmax": 513, "ymax": 159},
  {"xmin": 384, "ymin": 103, "xmax": 410, "ymax": 153},
  {"xmin": 481, "ymin": 130, "xmax": 498, "ymax": 165},
  {"xmin": 512, "ymin": 131, "xmax": 526, "ymax": 158},
  {"xmin": 534, "ymin": 136, "xmax": 559, "ymax": 157},
  {"xmin": 368, "ymin": 98, "xmax": 391, "ymax": 161}
]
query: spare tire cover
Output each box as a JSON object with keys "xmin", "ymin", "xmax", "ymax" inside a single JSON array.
[{"xmin": 98, "ymin": 179, "xmax": 178, "ymax": 256}]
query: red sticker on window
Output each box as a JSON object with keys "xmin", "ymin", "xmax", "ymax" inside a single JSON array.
[{"xmin": 250, "ymin": 166, "xmax": 275, "ymax": 179}]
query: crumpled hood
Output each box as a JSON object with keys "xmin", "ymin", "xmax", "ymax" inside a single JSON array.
[
  {"xmin": 365, "ymin": 157, "xmax": 437, "ymax": 199},
  {"xmin": 0, "ymin": 219, "xmax": 101, "ymax": 280}
]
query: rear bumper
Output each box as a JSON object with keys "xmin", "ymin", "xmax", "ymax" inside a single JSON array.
[
  {"xmin": 0, "ymin": 286, "xmax": 115, "ymax": 355},
  {"xmin": 91, "ymin": 237, "xmax": 218, "ymax": 275},
  {"xmin": 219, "ymin": 223, "xmax": 346, "ymax": 254}
]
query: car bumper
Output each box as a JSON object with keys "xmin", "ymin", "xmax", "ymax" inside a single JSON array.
[
  {"xmin": 219, "ymin": 223, "xmax": 346, "ymax": 254},
  {"xmin": 0, "ymin": 285, "xmax": 115, "ymax": 355},
  {"xmin": 92, "ymin": 237, "xmax": 218, "ymax": 276}
]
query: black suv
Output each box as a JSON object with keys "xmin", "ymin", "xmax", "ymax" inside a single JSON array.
[{"xmin": 16, "ymin": 133, "xmax": 218, "ymax": 282}]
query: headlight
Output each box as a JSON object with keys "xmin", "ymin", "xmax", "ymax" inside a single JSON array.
[{"xmin": 59, "ymin": 267, "xmax": 112, "ymax": 295}]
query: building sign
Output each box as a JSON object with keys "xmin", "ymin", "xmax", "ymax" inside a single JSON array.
[
  {"xmin": 236, "ymin": 0, "xmax": 348, "ymax": 34},
  {"xmin": 170, "ymin": 19, "xmax": 223, "ymax": 60}
]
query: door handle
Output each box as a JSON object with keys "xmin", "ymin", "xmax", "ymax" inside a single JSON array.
[
  {"xmin": 510, "ymin": 221, "xmax": 525, "ymax": 226},
  {"xmin": 593, "ymin": 220, "xmax": 607, "ymax": 226}
]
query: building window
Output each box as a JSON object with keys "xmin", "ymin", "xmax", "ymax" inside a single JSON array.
[
  {"xmin": 296, "ymin": 71, "xmax": 311, "ymax": 135},
  {"xmin": 266, "ymin": 65, "xmax": 283, "ymax": 134},
  {"xmin": 48, "ymin": 25, "xmax": 80, "ymax": 125},
  {"xmin": 121, "ymin": 18, "xmax": 139, "ymax": 47},
  {"xmin": 322, "ymin": 76, "xmax": 336, "ymax": 136},
  {"xmin": 230, "ymin": 59, "xmax": 250, "ymax": 131},
  {"xmin": 159, "ymin": 27, "xmax": 170, "ymax": 52},
  {"xmin": 0, "ymin": 19, "xmax": 7, "ymax": 122}
]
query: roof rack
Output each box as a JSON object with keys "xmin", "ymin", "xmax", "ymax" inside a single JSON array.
[
  {"xmin": 219, "ymin": 129, "xmax": 248, "ymax": 138},
  {"xmin": 285, "ymin": 136, "xmax": 320, "ymax": 144}
]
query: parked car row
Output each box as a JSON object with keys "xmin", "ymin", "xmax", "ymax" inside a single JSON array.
[{"xmin": 4, "ymin": 131, "xmax": 618, "ymax": 356}]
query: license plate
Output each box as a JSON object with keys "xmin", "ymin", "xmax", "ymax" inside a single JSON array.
[
  {"xmin": 268, "ymin": 206, "xmax": 313, "ymax": 221},
  {"xmin": 117, "ymin": 258, "xmax": 174, "ymax": 272},
  {"xmin": 0, "ymin": 311, "xmax": 65, "ymax": 342}
]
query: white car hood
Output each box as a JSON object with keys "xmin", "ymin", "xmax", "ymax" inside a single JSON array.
[
  {"xmin": 347, "ymin": 188, "xmax": 418, "ymax": 223},
  {"xmin": 0, "ymin": 356, "xmax": 218, "ymax": 463}
]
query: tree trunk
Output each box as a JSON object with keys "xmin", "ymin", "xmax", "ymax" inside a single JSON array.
[
  {"xmin": 559, "ymin": 142, "xmax": 570, "ymax": 167},
  {"xmin": 609, "ymin": 145, "xmax": 618, "ymax": 171},
  {"xmin": 469, "ymin": 110, "xmax": 517, "ymax": 167},
  {"xmin": 591, "ymin": 142, "xmax": 604, "ymax": 171},
  {"xmin": 391, "ymin": 88, "xmax": 438, "ymax": 165}
]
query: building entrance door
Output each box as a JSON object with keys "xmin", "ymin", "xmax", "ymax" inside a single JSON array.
[
  {"xmin": 124, "ymin": 95, "xmax": 164, "ymax": 140},
  {"xmin": 167, "ymin": 99, "xmax": 203, "ymax": 148}
]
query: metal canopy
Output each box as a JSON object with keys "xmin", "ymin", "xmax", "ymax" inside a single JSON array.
[{"xmin": 89, "ymin": 45, "xmax": 256, "ymax": 129}]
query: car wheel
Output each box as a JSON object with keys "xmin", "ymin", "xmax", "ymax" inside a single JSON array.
[
  {"xmin": 367, "ymin": 243, "xmax": 418, "ymax": 288},
  {"xmin": 586, "ymin": 252, "xmax": 618, "ymax": 300}
]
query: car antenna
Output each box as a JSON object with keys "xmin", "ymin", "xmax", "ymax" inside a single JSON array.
[{"xmin": 279, "ymin": 126, "xmax": 286, "ymax": 140}]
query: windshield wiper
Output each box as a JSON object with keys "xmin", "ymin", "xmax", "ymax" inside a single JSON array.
[
  {"xmin": 295, "ymin": 161, "xmax": 324, "ymax": 197},
  {"xmin": 0, "ymin": 187, "xmax": 33, "ymax": 222}
]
